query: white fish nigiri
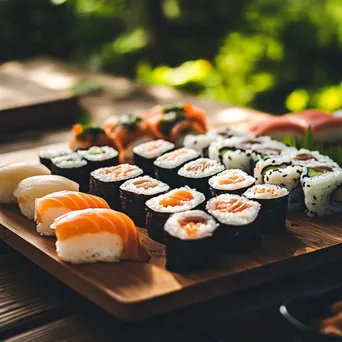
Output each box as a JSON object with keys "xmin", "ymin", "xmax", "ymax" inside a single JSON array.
[
  {"xmin": 14, "ymin": 175, "xmax": 79, "ymax": 219},
  {"xmin": 0, "ymin": 163, "xmax": 51, "ymax": 204}
]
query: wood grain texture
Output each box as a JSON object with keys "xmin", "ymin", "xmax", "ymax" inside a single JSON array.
[
  {"xmin": 1, "ymin": 145, "xmax": 342, "ymax": 321},
  {"xmin": 0, "ymin": 253, "xmax": 85, "ymax": 340}
]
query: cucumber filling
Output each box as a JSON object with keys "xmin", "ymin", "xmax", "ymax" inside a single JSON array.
[
  {"xmin": 307, "ymin": 166, "xmax": 333, "ymax": 177},
  {"xmin": 261, "ymin": 163, "xmax": 290, "ymax": 179}
]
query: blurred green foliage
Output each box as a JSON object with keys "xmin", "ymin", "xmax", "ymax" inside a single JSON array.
[{"xmin": 2, "ymin": 0, "xmax": 342, "ymax": 114}]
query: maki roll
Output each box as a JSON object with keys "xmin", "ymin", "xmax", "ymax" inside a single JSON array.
[
  {"xmin": 300, "ymin": 163, "xmax": 342, "ymax": 217},
  {"xmin": 291, "ymin": 148, "xmax": 335, "ymax": 166},
  {"xmin": 243, "ymin": 184, "xmax": 289, "ymax": 234},
  {"xmin": 133, "ymin": 139, "xmax": 174, "ymax": 177},
  {"xmin": 77, "ymin": 146, "xmax": 118, "ymax": 172},
  {"xmin": 51, "ymin": 153, "xmax": 89, "ymax": 192},
  {"xmin": 254, "ymin": 155, "xmax": 292, "ymax": 184},
  {"xmin": 183, "ymin": 132, "xmax": 223, "ymax": 156},
  {"xmin": 154, "ymin": 148, "xmax": 200, "ymax": 188},
  {"xmin": 39, "ymin": 148, "xmax": 72, "ymax": 170},
  {"xmin": 251, "ymin": 141, "xmax": 292, "ymax": 167},
  {"xmin": 164, "ymin": 210, "xmax": 218, "ymax": 273},
  {"xmin": 178, "ymin": 158, "xmax": 224, "ymax": 198},
  {"xmin": 209, "ymin": 169, "xmax": 255, "ymax": 197},
  {"xmin": 208, "ymin": 137, "xmax": 268, "ymax": 174},
  {"xmin": 90, "ymin": 164, "xmax": 143, "ymax": 210},
  {"xmin": 120, "ymin": 176, "xmax": 170, "ymax": 227},
  {"xmin": 263, "ymin": 164, "xmax": 304, "ymax": 211},
  {"xmin": 206, "ymin": 194, "xmax": 261, "ymax": 252},
  {"xmin": 145, "ymin": 186, "xmax": 205, "ymax": 243}
]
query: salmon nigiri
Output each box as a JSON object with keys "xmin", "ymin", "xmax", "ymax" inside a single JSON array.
[
  {"xmin": 51, "ymin": 208, "xmax": 150, "ymax": 264},
  {"xmin": 35, "ymin": 191, "xmax": 110, "ymax": 236}
]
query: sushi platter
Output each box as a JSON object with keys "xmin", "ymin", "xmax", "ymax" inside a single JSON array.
[{"xmin": 1, "ymin": 103, "xmax": 342, "ymax": 321}]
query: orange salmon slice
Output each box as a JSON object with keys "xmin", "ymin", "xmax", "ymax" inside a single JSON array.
[
  {"xmin": 99, "ymin": 165, "xmax": 135, "ymax": 178},
  {"xmin": 186, "ymin": 160, "xmax": 214, "ymax": 172},
  {"xmin": 133, "ymin": 178, "xmax": 158, "ymax": 189},
  {"xmin": 218, "ymin": 174, "xmax": 245, "ymax": 185},
  {"xmin": 178, "ymin": 216, "xmax": 207, "ymax": 236},
  {"xmin": 159, "ymin": 190, "xmax": 194, "ymax": 207},
  {"xmin": 162, "ymin": 149, "xmax": 188, "ymax": 161},
  {"xmin": 216, "ymin": 198, "xmax": 252, "ymax": 213}
]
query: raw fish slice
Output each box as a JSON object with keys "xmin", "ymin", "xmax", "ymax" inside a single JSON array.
[
  {"xmin": 159, "ymin": 189, "xmax": 194, "ymax": 207},
  {"xmin": 14, "ymin": 175, "xmax": 79, "ymax": 220},
  {"xmin": 35, "ymin": 190, "xmax": 109, "ymax": 236},
  {"xmin": 0, "ymin": 163, "xmax": 50, "ymax": 204},
  {"xmin": 52, "ymin": 208, "xmax": 150, "ymax": 263}
]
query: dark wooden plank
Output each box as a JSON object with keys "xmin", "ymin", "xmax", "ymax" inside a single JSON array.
[
  {"xmin": 3, "ymin": 255, "xmax": 342, "ymax": 341},
  {"xmin": 0, "ymin": 253, "xmax": 86, "ymax": 340},
  {"xmin": 1, "ymin": 145, "xmax": 342, "ymax": 321}
]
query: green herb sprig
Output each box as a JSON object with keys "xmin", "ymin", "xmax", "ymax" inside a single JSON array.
[{"xmin": 283, "ymin": 127, "xmax": 342, "ymax": 166}]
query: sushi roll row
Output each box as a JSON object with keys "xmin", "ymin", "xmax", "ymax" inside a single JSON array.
[
  {"xmin": 38, "ymin": 146, "xmax": 119, "ymax": 192},
  {"xmin": 254, "ymin": 148, "xmax": 342, "ymax": 215},
  {"xmin": 161, "ymin": 183, "xmax": 289, "ymax": 273}
]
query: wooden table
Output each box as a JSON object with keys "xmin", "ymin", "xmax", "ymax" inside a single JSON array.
[{"xmin": 0, "ymin": 59, "xmax": 341, "ymax": 341}]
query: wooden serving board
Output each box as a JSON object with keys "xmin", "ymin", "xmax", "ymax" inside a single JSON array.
[{"xmin": 1, "ymin": 145, "xmax": 342, "ymax": 321}]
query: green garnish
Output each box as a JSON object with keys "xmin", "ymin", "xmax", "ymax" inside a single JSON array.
[
  {"xmin": 77, "ymin": 126, "xmax": 105, "ymax": 139},
  {"xmin": 159, "ymin": 110, "xmax": 186, "ymax": 136},
  {"xmin": 163, "ymin": 103, "xmax": 184, "ymax": 113},
  {"xmin": 283, "ymin": 127, "xmax": 342, "ymax": 166},
  {"xmin": 89, "ymin": 151, "xmax": 102, "ymax": 155},
  {"xmin": 118, "ymin": 113, "xmax": 142, "ymax": 131},
  {"xmin": 261, "ymin": 163, "xmax": 290, "ymax": 178}
]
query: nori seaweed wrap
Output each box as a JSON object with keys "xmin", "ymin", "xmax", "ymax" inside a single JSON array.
[
  {"xmin": 51, "ymin": 153, "xmax": 89, "ymax": 192},
  {"xmin": 89, "ymin": 164, "xmax": 143, "ymax": 210},
  {"xmin": 154, "ymin": 148, "xmax": 200, "ymax": 188},
  {"xmin": 145, "ymin": 186, "xmax": 205, "ymax": 243},
  {"xmin": 243, "ymin": 184, "xmax": 289, "ymax": 234},
  {"xmin": 209, "ymin": 169, "xmax": 255, "ymax": 197},
  {"xmin": 119, "ymin": 176, "xmax": 169, "ymax": 227},
  {"xmin": 39, "ymin": 148, "xmax": 72, "ymax": 170},
  {"xmin": 133, "ymin": 140, "xmax": 174, "ymax": 177},
  {"xmin": 164, "ymin": 210, "xmax": 218, "ymax": 273},
  {"xmin": 177, "ymin": 158, "xmax": 224, "ymax": 199},
  {"xmin": 78, "ymin": 146, "xmax": 118, "ymax": 173},
  {"xmin": 206, "ymin": 194, "xmax": 261, "ymax": 253}
]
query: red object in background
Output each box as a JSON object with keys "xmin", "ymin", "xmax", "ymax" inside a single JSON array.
[{"xmin": 249, "ymin": 109, "xmax": 342, "ymax": 144}]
